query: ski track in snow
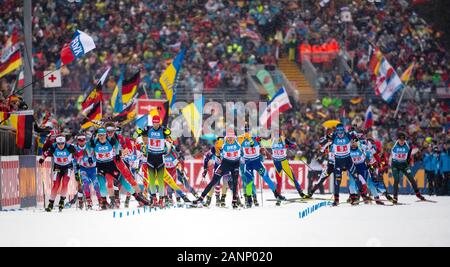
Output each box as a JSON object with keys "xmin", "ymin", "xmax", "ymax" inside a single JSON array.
[{"xmin": 1, "ymin": 191, "xmax": 449, "ymax": 246}]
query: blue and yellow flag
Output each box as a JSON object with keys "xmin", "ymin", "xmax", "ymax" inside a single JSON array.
[
  {"xmin": 181, "ymin": 95, "xmax": 204, "ymax": 143},
  {"xmin": 159, "ymin": 49, "xmax": 185, "ymax": 111},
  {"xmin": 111, "ymin": 71, "xmax": 124, "ymax": 114}
]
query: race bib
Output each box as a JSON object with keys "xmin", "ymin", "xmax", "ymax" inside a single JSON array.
[
  {"xmin": 244, "ymin": 147, "xmax": 259, "ymax": 157},
  {"xmin": 335, "ymin": 145, "xmax": 348, "ymax": 153},
  {"xmin": 393, "ymin": 153, "xmax": 407, "ymax": 160},
  {"xmin": 55, "ymin": 157, "xmax": 69, "ymax": 164},
  {"xmin": 225, "ymin": 151, "xmax": 239, "ymax": 160},
  {"xmin": 273, "ymin": 149, "xmax": 286, "ymax": 158},
  {"xmin": 97, "ymin": 152, "xmax": 112, "ymax": 160},
  {"xmin": 149, "ymin": 138, "xmax": 164, "ymax": 151}
]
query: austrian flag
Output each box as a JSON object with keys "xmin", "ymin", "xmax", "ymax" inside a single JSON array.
[{"xmin": 60, "ymin": 30, "xmax": 96, "ymax": 66}]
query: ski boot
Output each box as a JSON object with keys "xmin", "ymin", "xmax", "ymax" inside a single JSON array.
[
  {"xmin": 181, "ymin": 195, "xmax": 191, "ymax": 203},
  {"xmin": 237, "ymin": 196, "xmax": 244, "ymax": 207},
  {"xmin": 245, "ymin": 195, "xmax": 253, "ymax": 208},
  {"xmin": 114, "ymin": 190, "xmax": 121, "ymax": 208},
  {"xmin": 299, "ymin": 190, "xmax": 307, "ymax": 199},
  {"xmin": 158, "ymin": 197, "xmax": 165, "ymax": 208},
  {"xmin": 346, "ymin": 196, "xmax": 352, "ymax": 203},
  {"xmin": 108, "ymin": 196, "xmax": 116, "ymax": 209},
  {"xmin": 58, "ymin": 197, "xmax": 66, "ymax": 212},
  {"xmin": 100, "ymin": 197, "xmax": 108, "ymax": 210},
  {"xmin": 384, "ymin": 192, "xmax": 393, "ymax": 202},
  {"xmin": 78, "ymin": 197, "xmax": 84, "ymax": 210},
  {"xmin": 150, "ymin": 194, "xmax": 157, "ymax": 207},
  {"xmin": 134, "ymin": 193, "xmax": 150, "ymax": 206},
  {"xmin": 273, "ymin": 190, "xmax": 284, "ymax": 206},
  {"xmin": 361, "ymin": 194, "xmax": 370, "ymax": 204},
  {"xmin": 192, "ymin": 196, "xmax": 204, "ymax": 207},
  {"xmin": 45, "ymin": 200, "xmax": 54, "ymax": 212},
  {"xmin": 124, "ymin": 195, "xmax": 131, "ymax": 208},
  {"xmin": 253, "ymin": 194, "xmax": 259, "ymax": 207},
  {"xmin": 416, "ymin": 192, "xmax": 426, "ymax": 201},
  {"xmin": 86, "ymin": 197, "xmax": 93, "ymax": 210},
  {"xmin": 204, "ymin": 196, "xmax": 212, "ymax": 207},
  {"xmin": 332, "ymin": 196, "xmax": 339, "ymax": 206},
  {"xmin": 215, "ymin": 194, "xmax": 221, "ymax": 207},
  {"xmin": 374, "ymin": 196, "xmax": 384, "ymax": 205},
  {"xmin": 303, "ymin": 192, "xmax": 313, "ymax": 199},
  {"xmin": 392, "ymin": 196, "xmax": 398, "ymax": 205},
  {"xmin": 220, "ymin": 194, "xmax": 227, "ymax": 207},
  {"xmin": 349, "ymin": 194, "xmax": 359, "ymax": 206},
  {"xmin": 175, "ymin": 197, "xmax": 182, "ymax": 207},
  {"xmin": 232, "ymin": 198, "xmax": 239, "ymax": 209}
]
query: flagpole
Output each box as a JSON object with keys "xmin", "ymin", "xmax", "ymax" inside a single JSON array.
[
  {"xmin": 394, "ymin": 81, "xmax": 409, "ymax": 119},
  {"xmin": 53, "ymin": 87, "xmax": 57, "ymax": 117},
  {"xmin": 23, "ymin": 0, "xmax": 33, "ymax": 108}
]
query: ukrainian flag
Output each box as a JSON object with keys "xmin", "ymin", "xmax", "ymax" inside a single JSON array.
[
  {"xmin": 159, "ymin": 49, "xmax": 185, "ymax": 110},
  {"xmin": 111, "ymin": 71, "xmax": 124, "ymax": 114}
]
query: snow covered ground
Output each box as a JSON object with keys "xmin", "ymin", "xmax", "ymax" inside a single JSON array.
[{"xmin": 1, "ymin": 191, "xmax": 449, "ymax": 247}]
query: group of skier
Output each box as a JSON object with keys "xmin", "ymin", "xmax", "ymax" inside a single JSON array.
[{"xmin": 38, "ymin": 115, "xmax": 428, "ymax": 212}]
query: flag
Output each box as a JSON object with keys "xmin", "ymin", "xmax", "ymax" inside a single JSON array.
[
  {"xmin": 159, "ymin": 49, "xmax": 185, "ymax": 110},
  {"xmin": 0, "ymin": 111, "xmax": 9, "ymax": 125},
  {"xmin": 256, "ymin": 69, "xmax": 277, "ymax": 98},
  {"xmin": 368, "ymin": 45, "xmax": 382, "ymax": 76},
  {"xmin": 112, "ymin": 101, "xmax": 137, "ymax": 124},
  {"xmin": 259, "ymin": 87, "xmax": 292, "ymax": 126},
  {"xmin": 60, "ymin": 30, "xmax": 96, "ymax": 67},
  {"xmin": 43, "ymin": 70, "xmax": 62, "ymax": 88},
  {"xmin": 374, "ymin": 58, "xmax": 404, "ymax": 102},
  {"xmin": 111, "ymin": 71, "xmax": 124, "ymax": 114},
  {"xmin": 121, "ymin": 71, "xmax": 140, "ymax": 105},
  {"xmin": 9, "ymin": 67, "xmax": 24, "ymax": 96},
  {"xmin": 8, "ymin": 110, "xmax": 34, "ymax": 149},
  {"xmin": 400, "ymin": 63, "xmax": 415, "ymax": 83},
  {"xmin": 181, "ymin": 99, "xmax": 204, "ymax": 143},
  {"xmin": 364, "ymin": 106, "xmax": 373, "ymax": 129},
  {"xmin": 81, "ymin": 102, "xmax": 102, "ymax": 129},
  {"xmin": 80, "ymin": 68, "xmax": 109, "ymax": 129},
  {"xmin": 0, "ymin": 50, "xmax": 22, "ymax": 78},
  {"xmin": 1, "ymin": 28, "xmax": 19, "ymax": 63},
  {"xmin": 81, "ymin": 67, "xmax": 109, "ymax": 112}
]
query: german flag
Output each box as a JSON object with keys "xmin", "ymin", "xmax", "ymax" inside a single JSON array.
[
  {"xmin": 0, "ymin": 50, "xmax": 22, "ymax": 78},
  {"xmin": 112, "ymin": 102, "xmax": 136, "ymax": 124},
  {"xmin": 9, "ymin": 110, "xmax": 34, "ymax": 149},
  {"xmin": 121, "ymin": 71, "xmax": 140, "ymax": 104},
  {"xmin": 81, "ymin": 68, "xmax": 109, "ymax": 111},
  {"xmin": 0, "ymin": 111, "xmax": 10, "ymax": 125},
  {"xmin": 81, "ymin": 101, "xmax": 102, "ymax": 129}
]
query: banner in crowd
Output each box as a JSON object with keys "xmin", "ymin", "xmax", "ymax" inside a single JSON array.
[
  {"xmin": 160, "ymin": 49, "xmax": 185, "ymax": 111},
  {"xmin": 0, "ymin": 49, "xmax": 22, "ymax": 78},
  {"xmin": 8, "ymin": 110, "xmax": 34, "ymax": 149},
  {"xmin": 374, "ymin": 58, "xmax": 404, "ymax": 102},
  {"xmin": 298, "ymin": 39, "xmax": 339, "ymax": 63},
  {"xmin": 81, "ymin": 68, "xmax": 110, "ymax": 129},
  {"xmin": 256, "ymin": 69, "xmax": 277, "ymax": 98},
  {"xmin": 259, "ymin": 87, "xmax": 292, "ymax": 127},
  {"xmin": 60, "ymin": 30, "xmax": 96, "ymax": 67}
]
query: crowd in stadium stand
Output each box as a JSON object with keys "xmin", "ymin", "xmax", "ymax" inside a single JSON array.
[{"xmin": 0, "ymin": 0, "xmax": 449, "ymax": 182}]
